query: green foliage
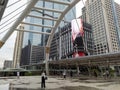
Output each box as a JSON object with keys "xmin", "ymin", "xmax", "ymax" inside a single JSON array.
[
  {"xmin": 109, "ymin": 68, "xmax": 115, "ymax": 77},
  {"xmin": 25, "ymin": 71, "xmax": 32, "ymax": 76},
  {"xmin": 92, "ymin": 69, "xmax": 100, "ymax": 76}
]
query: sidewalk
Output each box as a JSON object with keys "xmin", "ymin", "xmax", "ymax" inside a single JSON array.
[{"xmin": 0, "ymin": 76, "xmax": 120, "ymax": 90}]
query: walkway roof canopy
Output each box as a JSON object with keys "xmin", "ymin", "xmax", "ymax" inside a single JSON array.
[
  {"xmin": 20, "ymin": 52, "xmax": 120, "ymax": 67},
  {"xmin": 0, "ymin": 0, "xmax": 80, "ymax": 48},
  {"xmin": 49, "ymin": 52, "xmax": 120, "ymax": 66}
]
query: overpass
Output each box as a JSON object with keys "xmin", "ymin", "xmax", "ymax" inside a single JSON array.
[
  {"xmin": 20, "ymin": 52, "xmax": 120, "ymax": 74},
  {"xmin": 49, "ymin": 52, "xmax": 120, "ymax": 66},
  {"xmin": 0, "ymin": 52, "xmax": 119, "ymax": 77}
]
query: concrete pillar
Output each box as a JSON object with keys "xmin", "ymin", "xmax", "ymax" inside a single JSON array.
[
  {"xmin": 118, "ymin": 67, "xmax": 120, "ymax": 76},
  {"xmin": 59, "ymin": 30, "xmax": 61, "ymax": 60},
  {"xmin": 45, "ymin": 47, "xmax": 50, "ymax": 75},
  {"xmin": 76, "ymin": 64, "xmax": 80, "ymax": 76},
  {"xmin": 88, "ymin": 60, "xmax": 91, "ymax": 77}
]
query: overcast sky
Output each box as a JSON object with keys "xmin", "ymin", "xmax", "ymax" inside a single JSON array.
[
  {"xmin": 0, "ymin": 0, "xmax": 120, "ymax": 68},
  {"xmin": 0, "ymin": 0, "xmax": 27, "ymax": 68}
]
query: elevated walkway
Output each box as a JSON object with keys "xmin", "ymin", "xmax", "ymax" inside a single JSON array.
[{"xmin": 21, "ymin": 52, "xmax": 120, "ymax": 68}]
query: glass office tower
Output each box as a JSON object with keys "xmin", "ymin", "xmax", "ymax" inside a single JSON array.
[
  {"xmin": 20, "ymin": 0, "xmax": 76, "ymax": 66},
  {"xmin": 23, "ymin": 0, "xmax": 75, "ymax": 46}
]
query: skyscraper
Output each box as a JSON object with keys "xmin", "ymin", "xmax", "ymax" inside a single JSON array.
[
  {"xmin": 82, "ymin": 0, "xmax": 120, "ymax": 54},
  {"xmin": 115, "ymin": 2, "xmax": 120, "ymax": 40},
  {"xmin": 13, "ymin": 25, "xmax": 24, "ymax": 68},
  {"xmin": 20, "ymin": 0, "xmax": 76, "ymax": 66}
]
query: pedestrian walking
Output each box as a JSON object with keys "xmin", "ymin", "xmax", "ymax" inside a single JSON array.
[
  {"xmin": 63, "ymin": 70, "xmax": 66, "ymax": 79},
  {"xmin": 17, "ymin": 72, "xmax": 20, "ymax": 79},
  {"xmin": 106, "ymin": 70, "xmax": 109, "ymax": 79},
  {"xmin": 70, "ymin": 70, "xmax": 73, "ymax": 78},
  {"xmin": 41, "ymin": 71, "xmax": 47, "ymax": 88},
  {"xmin": 94, "ymin": 71, "xmax": 97, "ymax": 78}
]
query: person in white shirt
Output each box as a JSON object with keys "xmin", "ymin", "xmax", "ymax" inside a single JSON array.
[
  {"xmin": 17, "ymin": 72, "xmax": 20, "ymax": 79},
  {"xmin": 41, "ymin": 71, "xmax": 46, "ymax": 88},
  {"xmin": 63, "ymin": 70, "xmax": 66, "ymax": 79}
]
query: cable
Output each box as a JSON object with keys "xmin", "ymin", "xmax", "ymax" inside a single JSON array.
[
  {"xmin": 0, "ymin": 0, "xmax": 30, "ymax": 32},
  {"xmin": 0, "ymin": 11, "xmax": 23, "ymax": 26},
  {"xmin": 31, "ymin": 9, "xmax": 57, "ymax": 18},
  {"xmin": 2, "ymin": 1, "xmax": 30, "ymax": 20},
  {"xmin": 32, "ymin": 9, "xmax": 70, "ymax": 23},
  {"xmin": 0, "ymin": 19, "xmax": 17, "ymax": 30},
  {"xmin": 0, "ymin": 28, "xmax": 9, "ymax": 35},
  {"xmin": 6, "ymin": 0, "xmax": 21, "ymax": 8}
]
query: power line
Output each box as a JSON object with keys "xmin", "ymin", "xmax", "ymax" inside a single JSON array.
[{"xmin": 0, "ymin": 0, "xmax": 30, "ymax": 33}]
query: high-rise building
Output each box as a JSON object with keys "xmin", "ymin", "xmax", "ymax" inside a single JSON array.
[
  {"xmin": 81, "ymin": 0, "xmax": 120, "ymax": 54},
  {"xmin": 21, "ymin": 1, "xmax": 76, "ymax": 66},
  {"xmin": 20, "ymin": 43, "xmax": 45, "ymax": 66},
  {"xmin": 115, "ymin": 2, "xmax": 120, "ymax": 39},
  {"xmin": 50, "ymin": 21, "xmax": 93, "ymax": 60},
  {"xmin": 13, "ymin": 25, "xmax": 24, "ymax": 68}
]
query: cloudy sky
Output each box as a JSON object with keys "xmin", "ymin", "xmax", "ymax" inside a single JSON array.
[{"xmin": 0, "ymin": 0, "xmax": 120, "ymax": 68}]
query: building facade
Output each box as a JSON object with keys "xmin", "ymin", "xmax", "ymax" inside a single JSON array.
[
  {"xmin": 20, "ymin": 43, "xmax": 45, "ymax": 66},
  {"xmin": 13, "ymin": 25, "xmax": 24, "ymax": 68},
  {"xmin": 81, "ymin": 0, "xmax": 120, "ymax": 55},
  {"xmin": 3, "ymin": 60, "xmax": 12, "ymax": 69},
  {"xmin": 20, "ymin": 1, "xmax": 76, "ymax": 66},
  {"xmin": 50, "ymin": 21, "xmax": 93, "ymax": 60},
  {"xmin": 115, "ymin": 2, "xmax": 120, "ymax": 41}
]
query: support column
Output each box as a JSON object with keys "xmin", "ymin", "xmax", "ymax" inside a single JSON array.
[
  {"xmin": 59, "ymin": 29, "xmax": 61, "ymax": 60},
  {"xmin": 45, "ymin": 47, "xmax": 50, "ymax": 75},
  {"xmin": 76, "ymin": 64, "xmax": 80, "ymax": 76},
  {"xmin": 99, "ymin": 65, "xmax": 104, "ymax": 77},
  {"xmin": 88, "ymin": 60, "xmax": 91, "ymax": 77}
]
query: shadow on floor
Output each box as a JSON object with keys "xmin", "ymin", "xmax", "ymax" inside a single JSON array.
[{"xmin": 12, "ymin": 86, "xmax": 101, "ymax": 90}]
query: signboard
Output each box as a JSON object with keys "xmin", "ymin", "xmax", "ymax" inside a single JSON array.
[
  {"xmin": 71, "ymin": 18, "xmax": 86, "ymax": 57},
  {"xmin": 71, "ymin": 18, "xmax": 84, "ymax": 42}
]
